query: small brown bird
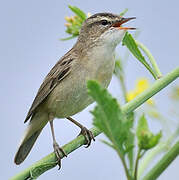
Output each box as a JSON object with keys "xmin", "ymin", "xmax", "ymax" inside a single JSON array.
[{"xmin": 14, "ymin": 12, "xmax": 135, "ymax": 168}]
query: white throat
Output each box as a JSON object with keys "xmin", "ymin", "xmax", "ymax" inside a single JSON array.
[{"xmin": 98, "ymin": 28, "xmax": 126, "ymax": 51}]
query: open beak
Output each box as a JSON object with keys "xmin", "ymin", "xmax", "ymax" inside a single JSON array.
[{"xmin": 112, "ymin": 17, "xmax": 136, "ymax": 30}]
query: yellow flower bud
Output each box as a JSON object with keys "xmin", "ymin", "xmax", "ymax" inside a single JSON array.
[
  {"xmin": 65, "ymin": 16, "xmax": 71, "ymax": 22},
  {"xmin": 64, "ymin": 23, "xmax": 71, "ymax": 27}
]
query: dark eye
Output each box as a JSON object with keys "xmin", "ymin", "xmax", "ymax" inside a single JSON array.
[{"xmin": 101, "ymin": 20, "xmax": 109, "ymax": 26}]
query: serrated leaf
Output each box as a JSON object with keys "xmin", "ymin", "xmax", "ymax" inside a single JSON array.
[
  {"xmin": 122, "ymin": 32, "xmax": 157, "ymax": 79},
  {"xmin": 137, "ymin": 114, "xmax": 162, "ymax": 150},
  {"xmin": 87, "ymin": 80, "xmax": 133, "ymax": 156},
  {"xmin": 68, "ymin": 5, "xmax": 87, "ymax": 21}
]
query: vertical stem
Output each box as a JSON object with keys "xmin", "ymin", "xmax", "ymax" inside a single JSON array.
[
  {"xmin": 117, "ymin": 151, "xmax": 131, "ymax": 180},
  {"xmin": 115, "ymin": 67, "xmax": 128, "ymax": 103},
  {"xmin": 119, "ymin": 73, "xmax": 128, "ymax": 103},
  {"xmin": 134, "ymin": 149, "xmax": 141, "ymax": 180},
  {"xmin": 114, "ymin": 60, "xmax": 128, "ymax": 102}
]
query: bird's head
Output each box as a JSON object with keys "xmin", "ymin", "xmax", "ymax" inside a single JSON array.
[{"xmin": 77, "ymin": 13, "xmax": 135, "ymax": 48}]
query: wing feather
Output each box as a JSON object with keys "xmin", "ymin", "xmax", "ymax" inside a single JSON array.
[{"xmin": 24, "ymin": 56, "xmax": 74, "ymax": 123}]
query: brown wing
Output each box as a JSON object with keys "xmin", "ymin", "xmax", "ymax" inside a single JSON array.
[{"xmin": 24, "ymin": 56, "xmax": 74, "ymax": 123}]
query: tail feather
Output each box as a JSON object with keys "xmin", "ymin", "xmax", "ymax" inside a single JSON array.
[
  {"xmin": 14, "ymin": 111, "xmax": 48, "ymax": 165},
  {"xmin": 14, "ymin": 130, "xmax": 42, "ymax": 164}
]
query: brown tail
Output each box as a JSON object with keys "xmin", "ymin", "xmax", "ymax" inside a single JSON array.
[
  {"xmin": 14, "ymin": 130, "xmax": 42, "ymax": 164},
  {"xmin": 14, "ymin": 111, "xmax": 48, "ymax": 165}
]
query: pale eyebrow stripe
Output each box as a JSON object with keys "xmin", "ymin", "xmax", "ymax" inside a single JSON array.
[{"xmin": 88, "ymin": 13, "xmax": 118, "ymax": 20}]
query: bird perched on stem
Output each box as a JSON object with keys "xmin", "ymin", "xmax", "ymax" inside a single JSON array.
[{"xmin": 14, "ymin": 12, "xmax": 135, "ymax": 168}]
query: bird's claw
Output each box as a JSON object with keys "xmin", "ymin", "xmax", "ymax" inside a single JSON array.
[
  {"xmin": 53, "ymin": 142, "xmax": 67, "ymax": 170},
  {"xmin": 78, "ymin": 127, "xmax": 95, "ymax": 148}
]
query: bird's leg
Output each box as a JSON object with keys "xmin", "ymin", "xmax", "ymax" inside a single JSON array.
[
  {"xmin": 49, "ymin": 118, "xmax": 67, "ymax": 170},
  {"xmin": 66, "ymin": 117, "xmax": 95, "ymax": 148}
]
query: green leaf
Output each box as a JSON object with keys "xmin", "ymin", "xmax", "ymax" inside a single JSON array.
[
  {"xmin": 60, "ymin": 35, "xmax": 78, "ymax": 41},
  {"xmin": 137, "ymin": 114, "xmax": 162, "ymax": 150},
  {"xmin": 119, "ymin": 8, "xmax": 128, "ymax": 16},
  {"xmin": 87, "ymin": 80, "xmax": 133, "ymax": 156},
  {"xmin": 61, "ymin": 6, "xmax": 86, "ymax": 40},
  {"xmin": 68, "ymin": 5, "xmax": 87, "ymax": 21},
  {"xmin": 122, "ymin": 32, "xmax": 157, "ymax": 79},
  {"xmin": 137, "ymin": 114, "xmax": 149, "ymax": 136},
  {"xmin": 114, "ymin": 60, "xmax": 123, "ymax": 74},
  {"xmin": 101, "ymin": 140, "xmax": 115, "ymax": 149},
  {"xmin": 147, "ymin": 132, "xmax": 162, "ymax": 149}
]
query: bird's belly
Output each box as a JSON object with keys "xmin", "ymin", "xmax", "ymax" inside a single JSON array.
[
  {"xmin": 45, "ymin": 58, "xmax": 115, "ymax": 118},
  {"xmin": 46, "ymin": 73, "xmax": 93, "ymax": 118}
]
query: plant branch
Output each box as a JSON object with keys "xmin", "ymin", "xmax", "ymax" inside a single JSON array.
[
  {"xmin": 10, "ymin": 67, "xmax": 179, "ymax": 180},
  {"xmin": 143, "ymin": 140, "xmax": 179, "ymax": 180},
  {"xmin": 10, "ymin": 128, "xmax": 101, "ymax": 180}
]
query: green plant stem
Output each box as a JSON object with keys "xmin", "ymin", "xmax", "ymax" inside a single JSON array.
[
  {"xmin": 143, "ymin": 140, "xmax": 179, "ymax": 180},
  {"xmin": 119, "ymin": 153, "xmax": 131, "ymax": 180},
  {"xmin": 114, "ymin": 143, "xmax": 131, "ymax": 179},
  {"xmin": 10, "ymin": 128, "xmax": 101, "ymax": 180},
  {"xmin": 119, "ymin": 73, "xmax": 128, "ymax": 103},
  {"xmin": 138, "ymin": 142, "xmax": 166, "ymax": 178},
  {"xmin": 10, "ymin": 67, "xmax": 179, "ymax": 180},
  {"xmin": 136, "ymin": 40, "xmax": 162, "ymax": 79},
  {"xmin": 134, "ymin": 148, "xmax": 142, "ymax": 180},
  {"xmin": 115, "ymin": 64, "xmax": 128, "ymax": 103}
]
